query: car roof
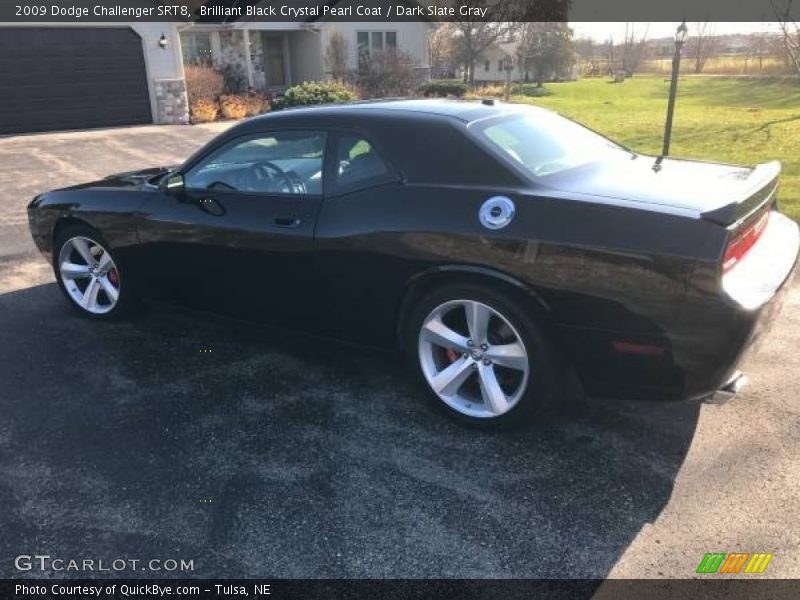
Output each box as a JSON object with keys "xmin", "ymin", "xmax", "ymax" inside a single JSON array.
[{"xmin": 247, "ymin": 98, "xmax": 543, "ymax": 127}]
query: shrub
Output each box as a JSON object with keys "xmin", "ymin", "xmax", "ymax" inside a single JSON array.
[
  {"xmin": 272, "ymin": 81, "xmax": 358, "ymax": 110},
  {"xmin": 419, "ymin": 79, "xmax": 467, "ymax": 98},
  {"xmin": 190, "ymin": 97, "xmax": 219, "ymax": 123},
  {"xmin": 357, "ymin": 50, "xmax": 421, "ymax": 98},
  {"xmin": 325, "ymin": 31, "xmax": 349, "ymax": 82},
  {"xmin": 185, "ymin": 64, "xmax": 224, "ymax": 105},
  {"xmin": 466, "ymin": 84, "xmax": 506, "ymax": 99},
  {"xmin": 220, "ymin": 63, "xmax": 248, "ymax": 93},
  {"xmin": 515, "ymin": 84, "xmax": 552, "ymax": 98},
  {"xmin": 243, "ymin": 92, "xmax": 270, "ymax": 117},
  {"xmin": 219, "ymin": 94, "xmax": 248, "ymax": 120}
]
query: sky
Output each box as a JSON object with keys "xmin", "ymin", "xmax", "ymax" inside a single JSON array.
[{"xmin": 570, "ymin": 22, "xmax": 781, "ymax": 42}]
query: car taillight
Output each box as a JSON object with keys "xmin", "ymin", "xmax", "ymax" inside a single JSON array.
[{"xmin": 722, "ymin": 207, "xmax": 771, "ymax": 273}]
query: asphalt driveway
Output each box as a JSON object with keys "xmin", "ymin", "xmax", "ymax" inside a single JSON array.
[{"xmin": 0, "ymin": 125, "xmax": 798, "ymax": 579}]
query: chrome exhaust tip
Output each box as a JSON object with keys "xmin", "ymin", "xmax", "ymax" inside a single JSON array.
[{"xmin": 705, "ymin": 371, "xmax": 748, "ymax": 404}]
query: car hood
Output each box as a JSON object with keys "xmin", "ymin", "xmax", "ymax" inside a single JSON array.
[
  {"xmin": 104, "ymin": 165, "xmax": 177, "ymax": 186},
  {"xmin": 62, "ymin": 165, "xmax": 177, "ymax": 192},
  {"xmin": 541, "ymin": 154, "xmax": 757, "ymax": 215}
]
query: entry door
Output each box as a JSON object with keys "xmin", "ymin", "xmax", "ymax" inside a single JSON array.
[
  {"xmin": 263, "ymin": 34, "xmax": 287, "ymax": 87},
  {"xmin": 136, "ymin": 130, "xmax": 326, "ymax": 328}
]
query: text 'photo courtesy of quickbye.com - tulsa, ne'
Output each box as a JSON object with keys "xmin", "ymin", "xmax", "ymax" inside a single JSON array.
[{"xmin": 1, "ymin": 1, "xmax": 800, "ymax": 599}]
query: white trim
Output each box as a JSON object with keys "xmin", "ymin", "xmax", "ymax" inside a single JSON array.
[
  {"xmin": 170, "ymin": 28, "xmax": 186, "ymax": 80},
  {"xmin": 211, "ymin": 31, "xmax": 222, "ymax": 65},
  {"xmin": 138, "ymin": 31, "xmax": 159, "ymax": 123},
  {"xmin": 243, "ymin": 29, "xmax": 255, "ymax": 89},
  {"xmin": 282, "ymin": 32, "xmax": 292, "ymax": 86}
]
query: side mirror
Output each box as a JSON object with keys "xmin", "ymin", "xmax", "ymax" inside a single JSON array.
[{"xmin": 163, "ymin": 173, "xmax": 185, "ymax": 193}]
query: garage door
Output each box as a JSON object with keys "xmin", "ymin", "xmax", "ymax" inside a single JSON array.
[{"xmin": 0, "ymin": 27, "xmax": 152, "ymax": 135}]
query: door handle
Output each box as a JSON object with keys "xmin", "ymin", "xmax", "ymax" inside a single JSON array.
[{"xmin": 274, "ymin": 216, "xmax": 301, "ymax": 228}]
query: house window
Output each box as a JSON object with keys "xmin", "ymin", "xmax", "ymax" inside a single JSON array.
[
  {"xmin": 498, "ymin": 60, "xmax": 504, "ymax": 71},
  {"xmin": 484, "ymin": 60, "xmax": 490, "ymax": 72},
  {"xmin": 358, "ymin": 31, "xmax": 398, "ymax": 72},
  {"xmin": 181, "ymin": 32, "xmax": 212, "ymax": 65},
  {"xmin": 357, "ymin": 31, "xmax": 398, "ymax": 59},
  {"xmin": 371, "ymin": 32, "xmax": 383, "ymax": 52}
]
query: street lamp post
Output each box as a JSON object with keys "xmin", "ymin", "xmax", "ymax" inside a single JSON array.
[
  {"xmin": 503, "ymin": 57, "xmax": 514, "ymax": 101},
  {"xmin": 661, "ymin": 21, "xmax": 688, "ymax": 158}
]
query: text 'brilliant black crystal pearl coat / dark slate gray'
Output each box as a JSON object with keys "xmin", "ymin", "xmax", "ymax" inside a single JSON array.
[{"xmin": 28, "ymin": 100, "xmax": 800, "ymax": 427}]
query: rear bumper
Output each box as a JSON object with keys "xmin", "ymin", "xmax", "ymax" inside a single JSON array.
[
  {"xmin": 571, "ymin": 213, "xmax": 799, "ymax": 402},
  {"xmin": 683, "ymin": 212, "xmax": 799, "ymax": 400},
  {"xmin": 721, "ymin": 211, "xmax": 799, "ymax": 310}
]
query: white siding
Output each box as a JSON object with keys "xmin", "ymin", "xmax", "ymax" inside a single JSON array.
[
  {"xmin": 289, "ymin": 30, "xmax": 324, "ymax": 83},
  {"xmin": 320, "ymin": 21, "xmax": 430, "ymax": 74},
  {"xmin": 476, "ymin": 47, "xmax": 522, "ymax": 83},
  {"xmin": 131, "ymin": 23, "xmax": 185, "ymax": 122}
]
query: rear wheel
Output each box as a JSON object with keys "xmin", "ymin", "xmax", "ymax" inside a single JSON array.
[
  {"xmin": 53, "ymin": 225, "xmax": 137, "ymax": 320},
  {"xmin": 406, "ymin": 283, "xmax": 557, "ymax": 429}
]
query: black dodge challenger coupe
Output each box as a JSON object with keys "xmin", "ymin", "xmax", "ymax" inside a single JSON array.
[{"xmin": 28, "ymin": 100, "xmax": 799, "ymax": 427}]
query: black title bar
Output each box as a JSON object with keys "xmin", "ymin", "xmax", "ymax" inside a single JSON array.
[
  {"xmin": 0, "ymin": 0, "xmax": 795, "ymax": 23},
  {"xmin": 5, "ymin": 579, "xmax": 800, "ymax": 600}
]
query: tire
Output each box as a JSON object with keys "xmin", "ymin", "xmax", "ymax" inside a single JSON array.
[
  {"xmin": 405, "ymin": 283, "xmax": 558, "ymax": 429},
  {"xmin": 53, "ymin": 224, "xmax": 138, "ymax": 320}
]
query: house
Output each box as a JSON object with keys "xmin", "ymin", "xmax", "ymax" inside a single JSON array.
[
  {"xmin": 474, "ymin": 40, "xmax": 578, "ymax": 85},
  {"xmin": 475, "ymin": 41, "xmax": 524, "ymax": 84},
  {"xmin": 0, "ymin": 0, "xmax": 431, "ymax": 135},
  {"xmin": 179, "ymin": 4, "xmax": 432, "ymax": 93}
]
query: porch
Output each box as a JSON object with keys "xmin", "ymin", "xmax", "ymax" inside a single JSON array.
[{"xmin": 180, "ymin": 26, "xmax": 324, "ymax": 92}]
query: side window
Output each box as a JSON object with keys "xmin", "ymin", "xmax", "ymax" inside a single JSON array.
[
  {"xmin": 185, "ymin": 131, "xmax": 325, "ymax": 195},
  {"xmin": 335, "ymin": 134, "xmax": 390, "ymax": 189}
]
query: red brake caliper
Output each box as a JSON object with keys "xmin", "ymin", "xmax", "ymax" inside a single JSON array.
[
  {"xmin": 108, "ymin": 269, "xmax": 120, "ymax": 287},
  {"xmin": 445, "ymin": 348, "xmax": 460, "ymax": 363}
]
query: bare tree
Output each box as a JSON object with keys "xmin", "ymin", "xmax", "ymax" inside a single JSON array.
[
  {"xmin": 451, "ymin": 16, "xmax": 517, "ymax": 84},
  {"xmin": 517, "ymin": 23, "xmax": 575, "ymax": 86},
  {"xmin": 574, "ymin": 37, "xmax": 602, "ymax": 76},
  {"xmin": 428, "ymin": 23, "xmax": 460, "ymax": 79},
  {"xmin": 750, "ymin": 32, "xmax": 771, "ymax": 72},
  {"xmin": 689, "ymin": 22, "xmax": 721, "ymax": 74},
  {"xmin": 606, "ymin": 36, "xmax": 618, "ymax": 77},
  {"xmin": 771, "ymin": 0, "xmax": 800, "ymax": 77},
  {"xmin": 325, "ymin": 31, "xmax": 349, "ymax": 82},
  {"xmin": 444, "ymin": 0, "xmax": 567, "ymax": 85},
  {"xmin": 358, "ymin": 50, "xmax": 421, "ymax": 98},
  {"xmin": 621, "ymin": 22, "xmax": 650, "ymax": 76}
]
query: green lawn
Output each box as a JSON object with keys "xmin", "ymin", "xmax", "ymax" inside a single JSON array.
[{"xmin": 514, "ymin": 76, "xmax": 800, "ymax": 221}]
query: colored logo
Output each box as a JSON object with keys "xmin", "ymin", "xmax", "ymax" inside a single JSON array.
[{"xmin": 696, "ymin": 552, "xmax": 773, "ymax": 574}]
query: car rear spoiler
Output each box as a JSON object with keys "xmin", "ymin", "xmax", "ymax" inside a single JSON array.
[{"xmin": 701, "ymin": 161, "xmax": 781, "ymax": 227}]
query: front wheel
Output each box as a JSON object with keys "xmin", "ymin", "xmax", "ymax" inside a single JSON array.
[
  {"xmin": 407, "ymin": 283, "xmax": 557, "ymax": 429},
  {"xmin": 53, "ymin": 225, "xmax": 137, "ymax": 320}
]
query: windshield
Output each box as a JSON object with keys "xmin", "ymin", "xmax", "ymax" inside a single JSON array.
[{"xmin": 471, "ymin": 111, "xmax": 630, "ymax": 178}]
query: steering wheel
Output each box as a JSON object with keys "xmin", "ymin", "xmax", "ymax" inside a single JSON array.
[{"xmin": 241, "ymin": 160, "xmax": 294, "ymax": 193}]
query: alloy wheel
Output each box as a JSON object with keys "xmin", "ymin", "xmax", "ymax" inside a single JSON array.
[
  {"xmin": 58, "ymin": 236, "xmax": 121, "ymax": 315},
  {"xmin": 418, "ymin": 299, "xmax": 530, "ymax": 418}
]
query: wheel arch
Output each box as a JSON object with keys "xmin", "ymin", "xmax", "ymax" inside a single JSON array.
[
  {"xmin": 395, "ymin": 264, "xmax": 554, "ymax": 350},
  {"xmin": 52, "ymin": 215, "xmax": 98, "ymax": 245}
]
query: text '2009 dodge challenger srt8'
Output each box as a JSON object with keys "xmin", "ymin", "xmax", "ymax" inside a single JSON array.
[{"xmin": 28, "ymin": 100, "xmax": 800, "ymax": 428}]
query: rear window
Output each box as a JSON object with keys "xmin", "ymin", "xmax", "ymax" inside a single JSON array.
[{"xmin": 471, "ymin": 111, "xmax": 628, "ymax": 177}]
